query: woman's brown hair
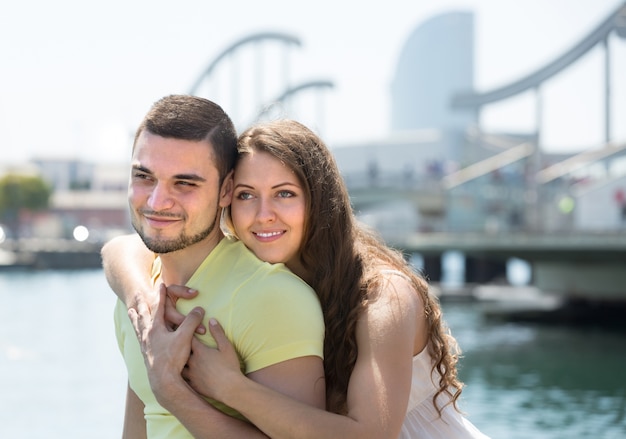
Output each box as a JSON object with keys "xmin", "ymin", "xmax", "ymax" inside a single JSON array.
[{"xmin": 237, "ymin": 120, "xmax": 463, "ymax": 415}]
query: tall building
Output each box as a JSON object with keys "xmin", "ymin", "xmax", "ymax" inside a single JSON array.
[
  {"xmin": 390, "ymin": 11, "xmax": 476, "ymax": 135},
  {"xmin": 332, "ymin": 11, "xmax": 479, "ymax": 237}
]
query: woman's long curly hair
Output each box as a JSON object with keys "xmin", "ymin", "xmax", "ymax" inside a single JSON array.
[{"xmin": 237, "ymin": 120, "xmax": 463, "ymax": 415}]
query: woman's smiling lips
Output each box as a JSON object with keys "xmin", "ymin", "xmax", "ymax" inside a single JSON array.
[{"xmin": 253, "ymin": 230, "xmax": 286, "ymax": 242}]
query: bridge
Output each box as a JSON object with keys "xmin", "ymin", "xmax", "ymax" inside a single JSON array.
[
  {"xmin": 340, "ymin": 3, "xmax": 626, "ymax": 304},
  {"xmin": 187, "ymin": 31, "xmax": 334, "ymax": 132},
  {"xmin": 388, "ymin": 231, "xmax": 626, "ymax": 301},
  {"xmin": 451, "ymin": 2, "xmax": 626, "ymax": 145}
]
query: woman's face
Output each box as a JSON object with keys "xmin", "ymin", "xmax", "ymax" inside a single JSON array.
[{"xmin": 230, "ymin": 150, "xmax": 306, "ymax": 275}]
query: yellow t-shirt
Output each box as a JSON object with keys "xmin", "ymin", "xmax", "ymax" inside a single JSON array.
[{"xmin": 114, "ymin": 238, "xmax": 324, "ymax": 438}]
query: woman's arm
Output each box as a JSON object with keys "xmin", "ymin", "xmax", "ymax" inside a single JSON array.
[
  {"xmin": 129, "ymin": 285, "xmax": 270, "ymax": 438},
  {"xmin": 101, "ymin": 234, "xmax": 156, "ymax": 309},
  {"xmin": 151, "ymin": 379, "xmax": 270, "ymax": 439},
  {"xmin": 102, "ymin": 234, "xmax": 202, "ymax": 331},
  {"xmin": 129, "ymin": 285, "xmax": 325, "ymax": 438},
  {"xmin": 186, "ymin": 276, "xmax": 423, "ymax": 439}
]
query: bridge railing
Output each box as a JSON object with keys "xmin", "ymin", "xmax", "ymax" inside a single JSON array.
[{"xmin": 342, "ymin": 140, "xmax": 626, "ymax": 239}]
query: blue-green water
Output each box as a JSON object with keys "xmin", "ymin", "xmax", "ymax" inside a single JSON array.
[
  {"xmin": 444, "ymin": 301, "xmax": 626, "ymax": 438},
  {"xmin": 1, "ymin": 270, "xmax": 624, "ymax": 438}
]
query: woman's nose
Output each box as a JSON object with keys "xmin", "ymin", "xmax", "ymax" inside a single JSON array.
[{"xmin": 256, "ymin": 198, "xmax": 276, "ymax": 222}]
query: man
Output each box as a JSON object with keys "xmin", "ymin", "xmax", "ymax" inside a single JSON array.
[{"xmin": 108, "ymin": 95, "xmax": 325, "ymax": 438}]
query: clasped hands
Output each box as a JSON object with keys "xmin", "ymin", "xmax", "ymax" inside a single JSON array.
[{"xmin": 127, "ymin": 283, "xmax": 242, "ymax": 404}]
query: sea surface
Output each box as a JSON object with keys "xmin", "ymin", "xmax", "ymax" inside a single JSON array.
[{"xmin": 1, "ymin": 269, "xmax": 625, "ymax": 438}]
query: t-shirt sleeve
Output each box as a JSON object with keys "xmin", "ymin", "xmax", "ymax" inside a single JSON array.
[
  {"xmin": 232, "ymin": 273, "xmax": 324, "ymax": 374},
  {"xmin": 113, "ymin": 298, "xmax": 127, "ymax": 354}
]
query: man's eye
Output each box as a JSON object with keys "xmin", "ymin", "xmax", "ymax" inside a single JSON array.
[
  {"xmin": 177, "ymin": 181, "xmax": 198, "ymax": 187},
  {"xmin": 133, "ymin": 172, "xmax": 151, "ymax": 180}
]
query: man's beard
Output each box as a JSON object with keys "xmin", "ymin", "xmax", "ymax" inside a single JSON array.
[{"xmin": 132, "ymin": 210, "xmax": 219, "ymax": 254}]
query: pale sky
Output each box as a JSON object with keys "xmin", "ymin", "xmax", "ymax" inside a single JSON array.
[{"xmin": 1, "ymin": 0, "xmax": 625, "ymax": 165}]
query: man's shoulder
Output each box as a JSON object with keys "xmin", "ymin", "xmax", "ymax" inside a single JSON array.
[
  {"xmin": 221, "ymin": 242, "xmax": 312, "ymax": 293},
  {"xmin": 248, "ymin": 259, "xmax": 309, "ymax": 290},
  {"xmin": 220, "ymin": 240, "xmax": 303, "ymax": 278}
]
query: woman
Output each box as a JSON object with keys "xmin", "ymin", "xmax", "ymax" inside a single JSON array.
[{"xmin": 104, "ymin": 120, "xmax": 489, "ymax": 438}]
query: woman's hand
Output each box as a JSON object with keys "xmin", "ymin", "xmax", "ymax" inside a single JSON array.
[
  {"xmin": 128, "ymin": 283, "xmax": 205, "ymax": 404},
  {"xmin": 163, "ymin": 284, "xmax": 205, "ymax": 334},
  {"xmin": 183, "ymin": 318, "xmax": 244, "ymax": 402}
]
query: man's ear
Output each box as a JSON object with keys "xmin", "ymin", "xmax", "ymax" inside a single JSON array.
[{"xmin": 219, "ymin": 170, "xmax": 234, "ymax": 207}]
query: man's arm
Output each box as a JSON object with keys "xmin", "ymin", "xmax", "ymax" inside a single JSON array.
[{"xmin": 122, "ymin": 384, "xmax": 147, "ymax": 439}]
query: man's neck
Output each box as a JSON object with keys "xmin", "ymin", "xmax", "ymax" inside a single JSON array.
[{"xmin": 159, "ymin": 233, "xmax": 224, "ymax": 285}]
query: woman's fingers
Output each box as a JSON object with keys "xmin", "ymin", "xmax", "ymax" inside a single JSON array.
[
  {"xmin": 178, "ymin": 307, "xmax": 205, "ymax": 339},
  {"xmin": 164, "ymin": 284, "xmax": 205, "ymax": 334},
  {"xmin": 208, "ymin": 318, "xmax": 232, "ymax": 353},
  {"xmin": 165, "ymin": 284, "xmax": 198, "ymax": 303}
]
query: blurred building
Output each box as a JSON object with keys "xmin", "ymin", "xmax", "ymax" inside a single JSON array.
[
  {"xmin": 334, "ymin": 11, "xmax": 478, "ymax": 235},
  {"xmin": 1, "ymin": 158, "xmax": 130, "ymax": 241},
  {"xmin": 390, "ymin": 10, "xmax": 476, "ymax": 135}
]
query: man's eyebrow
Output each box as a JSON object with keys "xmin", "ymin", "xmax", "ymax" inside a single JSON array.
[
  {"xmin": 173, "ymin": 173, "xmax": 206, "ymax": 182},
  {"xmin": 132, "ymin": 165, "xmax": 206, "ymax": 182},
  {"xmin": 132, "ymin": 164, "xmax": 152, "ymax": 174}
]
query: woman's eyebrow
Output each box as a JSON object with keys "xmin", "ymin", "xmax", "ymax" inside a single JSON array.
[
  {"xmin": 271, "ymin": 182, "xmax": 299, "ymax": 190},
  {"xmin": 234, "ymin": 181, "xmax": 298, "ymax": 190}
]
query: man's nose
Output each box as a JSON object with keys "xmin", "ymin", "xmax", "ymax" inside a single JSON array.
[{"xmin": 147, "ymin": 183, "xmax": 174, "ymax": 211}]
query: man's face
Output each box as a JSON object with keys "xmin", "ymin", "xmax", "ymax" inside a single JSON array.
[{"xmin": 128, "ymin": 131, "xmax": 231, "ymax": 254}]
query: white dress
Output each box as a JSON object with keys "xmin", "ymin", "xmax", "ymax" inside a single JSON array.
[{"xmin": 398, "ymin": 348, "xmax": 490, "ymax": 438}]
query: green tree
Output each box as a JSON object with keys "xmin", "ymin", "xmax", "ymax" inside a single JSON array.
[{"xmin": 0, "ymin": 173, "xmax": 52, "ymax": 237}]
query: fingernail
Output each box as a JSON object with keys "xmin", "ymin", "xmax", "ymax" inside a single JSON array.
[
  {"xmin": 209, "ymin": 318, "xmax": 218, "ymax": 326},
  {"xmin": 187, "ymin": 288, "xmax": 197, "ymax": 295}
]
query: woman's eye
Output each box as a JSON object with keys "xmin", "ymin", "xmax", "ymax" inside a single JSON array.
[
  {"xmin": 236, "ymin": 192, "xmax": 253, "ymax": 200},
  {"xmin": 277, "ymin": 190, "xmax": 295, "ymax": 198}
]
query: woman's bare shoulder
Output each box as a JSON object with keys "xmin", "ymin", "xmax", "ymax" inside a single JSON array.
[{"xmin": 361, "ymin": 267, "xmax": 428, "ymax": 353}]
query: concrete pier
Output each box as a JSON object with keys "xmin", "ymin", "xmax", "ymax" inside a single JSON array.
[{"xmin": 0, "ymin": 239, "xmax": 103, "ymax": 270}]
